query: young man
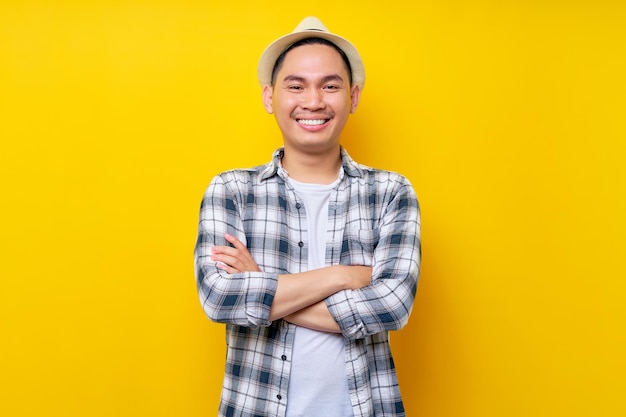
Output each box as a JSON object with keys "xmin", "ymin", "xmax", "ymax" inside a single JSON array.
[{"xmin": 194, "ymin": 17, "xmax": 421, "ymax": 417}]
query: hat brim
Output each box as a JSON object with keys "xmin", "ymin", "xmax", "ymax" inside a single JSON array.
[{"xmin": 257, "ymin": 30, "xmax": 365, "ymax": 90}]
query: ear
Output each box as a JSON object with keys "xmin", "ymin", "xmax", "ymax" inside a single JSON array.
[
  {"xmin": 262, "ymin": 85, "xmax": 273, "ymax": 114},
  {"xmin": 350, "ymin": 84, "xmax": 361, "ymax": 114}
]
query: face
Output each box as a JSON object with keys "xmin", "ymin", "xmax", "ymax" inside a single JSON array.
[{"xmin": 262, "ymin": 43, "xmax": 361, "ymax": 155}]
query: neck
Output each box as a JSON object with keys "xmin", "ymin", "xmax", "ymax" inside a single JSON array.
[{"xmin": 282, "ymin": 146, "xmax": 342, "ymax": 184}]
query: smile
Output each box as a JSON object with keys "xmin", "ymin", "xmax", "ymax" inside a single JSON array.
[{"xmin": 297, "ymin": 119, "xmax": 328, "ymax": 126}]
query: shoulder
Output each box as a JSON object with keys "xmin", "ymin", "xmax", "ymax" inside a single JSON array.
[
  {"xmin": 351, "ymin": 161, "xmax": 415, "ymax": 191},
  {"xmin": 209, "ymin": 155, "xmax": 280, "ymax": 186},
  {"xmin": 214, "ymin": 163, "xmax": 268, "ymax": 184},
  {"xmin": 211, "ymin": 148, "xmax": 282, "ymax": 186},
  {"xmin": 203, "ymin": 160, "xmax": 282, "ymax": 205},
  {"xmin": 345, "ymin": 162, "xmax": 420, "ymax": 213},
  {"xmin": 340, "ymin": 148, "xmax": 415, "ymax": 192}
]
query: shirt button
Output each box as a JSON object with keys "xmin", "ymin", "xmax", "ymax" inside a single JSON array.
[
  {"xmin": 281, "ymin": 355, "xmax": 287, "ymax": 360},
  {"xmin": 295, "ymin": 203, "xmax": 302, "ymax": 209},
  {"xmin": 276, "ymin": 394, "xmax": 282, "ymax": 400},
  {"xmin": 298, "ymin": 241, "xmax": 304, "ymax": 247}
]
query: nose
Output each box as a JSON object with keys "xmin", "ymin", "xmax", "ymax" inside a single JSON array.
[{"xmin": 301, "ymin": 88, "xmax": 325, "ymax": 110}]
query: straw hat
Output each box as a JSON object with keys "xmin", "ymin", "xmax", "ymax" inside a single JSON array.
[{"xmin": 257, "ymin": 17, "xmax": 365, "ymax": 90}]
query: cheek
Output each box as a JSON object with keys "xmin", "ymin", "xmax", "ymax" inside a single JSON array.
[
  {"xmin": 332, "ymin": 94, "xmax": 352, "ymax": 110},
  {"xmin": 273, "ymin": 97, "xmax": 296, "ymax": 114},
  {"xmin": 332, "ymin": 99, "xmax": 352, "ymax": 117},
  {"xmin": 274, "ymin": 110, "xmax": 294, "ymax": 128}
]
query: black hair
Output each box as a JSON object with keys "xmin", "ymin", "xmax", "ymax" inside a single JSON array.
[{"xmin": 270, "ymin": 37, "xmax": 353, "ymax": 86}]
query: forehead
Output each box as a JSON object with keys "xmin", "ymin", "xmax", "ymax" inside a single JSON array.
[{"xmin": 277, "ymin": 43, "xmax": 350, "ymax": 78}]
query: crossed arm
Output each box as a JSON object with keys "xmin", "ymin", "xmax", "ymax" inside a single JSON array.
[{"xmin": 209, "ymin": 233, "xmax": 372, "ymax": 333}]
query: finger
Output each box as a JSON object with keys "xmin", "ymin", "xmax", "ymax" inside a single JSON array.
[
  {"xmin": 214, "ymin": 236, "xmax": 261, "ymax": 272},
  {"xmin": 216, "ymin": 262, "xmax": 238, "ymax": 274},
  {"xmin": 224, "ymin": 233, "xmax": 249, "ymax": 251},
  {"xmin": 223, "ymin": 235, "xmax": 256, "ymax": 263},
  {"xmin": 209, "ymin": 247, "xmax": 236, "ymax": 269},
  {"xmin": 214, "ymin": 248, "xmax": 254, "ymax": 270},
  {"xmin": 212, "ymin": 246, "xmax": 246, "ymax": 265},
  {"xmin": 211, "ymin": 245, "xmax": 243, "ymax": 261},
  {"xmin": 215, "ymin": 250, "xmax": 259, "ymax": 273}
]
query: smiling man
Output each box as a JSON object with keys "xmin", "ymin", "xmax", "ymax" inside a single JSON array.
[{"xmin": 194, "ymin": 17, "xmax": 421, "ymax": 417}]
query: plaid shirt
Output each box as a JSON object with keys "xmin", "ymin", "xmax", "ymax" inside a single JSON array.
[{"xmin": 194, "ymin": 148, "xmax": 421, "ymax": 417}]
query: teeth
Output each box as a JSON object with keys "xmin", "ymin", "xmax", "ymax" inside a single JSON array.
[{"xmin": 298, "ymin": 119, "xmax": 326, "ymax": 126}]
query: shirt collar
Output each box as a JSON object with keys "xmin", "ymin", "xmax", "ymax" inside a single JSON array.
[{"xmin": 260, "ymin": 147, "xmax": 363, "ymax": 181}]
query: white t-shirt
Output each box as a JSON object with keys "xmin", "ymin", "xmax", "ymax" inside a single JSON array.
[{"xmin": 286, "ymin": 178, "xmax": 353, "ymax": 417}]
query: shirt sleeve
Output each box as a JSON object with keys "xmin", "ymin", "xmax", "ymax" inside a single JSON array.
[
  {"xmin": 194, "ymin": 173, "xmax": 278, "ymax": 328},
  {"xmin": 325, "ymin": 179, "xmax": 421, "ymax": 340}
]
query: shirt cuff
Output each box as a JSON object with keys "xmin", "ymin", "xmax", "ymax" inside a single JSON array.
[{"xmin": 326, "ymin": 289, "xmax": 365, "ymax": 340}]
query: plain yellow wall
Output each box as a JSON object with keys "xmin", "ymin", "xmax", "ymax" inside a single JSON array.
[{"xmin": 1, "ymin": 1, "xmax": 625, "ymax": 416}]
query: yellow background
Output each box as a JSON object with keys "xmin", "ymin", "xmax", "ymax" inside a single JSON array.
[{"xmin": 1, "ymin": 1, "xmax": 625, "ymax": 416}]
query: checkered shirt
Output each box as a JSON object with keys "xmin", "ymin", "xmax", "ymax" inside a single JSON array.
[{"xmin": 194, "ymin": 147, "xmax": 421, "ymax": 417}]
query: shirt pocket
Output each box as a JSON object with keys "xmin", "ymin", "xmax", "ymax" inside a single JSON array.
[{"xmin": 344, "ymin": 227, "xmax": 379, "ymax": 267}]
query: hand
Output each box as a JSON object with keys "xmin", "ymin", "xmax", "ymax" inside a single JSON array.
[{"xmin": 210, "ymin": 234, "xmax": 262, "ymax": 273}]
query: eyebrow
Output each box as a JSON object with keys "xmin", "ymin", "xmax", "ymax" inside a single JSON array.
[{"xmin": 281, "ymin": 74, "xmax": 346, "ymax": 85}]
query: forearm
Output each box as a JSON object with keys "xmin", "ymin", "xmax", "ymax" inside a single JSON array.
[
  {"xmin": 283, "ymin": 301, "xmax": 341, "ymax": 333},
  {"xmin": 269, "ymin": 266, "xmax": 347, "ymax": 321},
  {"xmin": 269, "ymin": 264, "xmax": 371, "ymax": 321},
  {"xmin": 205, "ymin": 230, "xmax": 371, "ymax": 324}
]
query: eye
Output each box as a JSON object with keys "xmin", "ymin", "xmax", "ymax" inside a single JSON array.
[
  {"xmin": 323, "ymin": 84, "xmax": 340, "ymax": 91},
  {"xmin": 287, "ymin": 85, "xmax": 303, "ymax": 91}
]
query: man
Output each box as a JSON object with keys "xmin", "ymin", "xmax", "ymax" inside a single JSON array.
[{"xmin": 194, "ymin": 17, "xmax": 421, "ymax": 417}]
